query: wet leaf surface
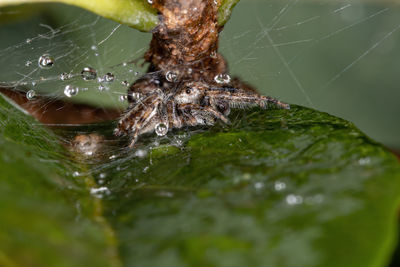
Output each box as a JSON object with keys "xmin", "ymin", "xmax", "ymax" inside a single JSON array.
[{"xmin": 1, "ymin": 92, "xmax": 400, "ymax": 267}]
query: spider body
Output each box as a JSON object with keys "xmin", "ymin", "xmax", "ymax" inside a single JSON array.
[{"xmin": 115, "ymin": 76, "xmax": 290, "ymax": 147}]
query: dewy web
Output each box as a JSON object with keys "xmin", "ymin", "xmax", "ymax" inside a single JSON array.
[{"xmin": 0, "ymin": 0, "xmax": 399, "ymax": 153}]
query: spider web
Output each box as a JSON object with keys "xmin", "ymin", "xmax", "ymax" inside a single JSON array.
[{"xmin": 0, "ymin": 0, "xmax": 399, "ymax": 180}]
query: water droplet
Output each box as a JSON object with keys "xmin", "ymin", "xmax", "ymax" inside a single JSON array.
[
  {"xmin": 26, "ymin": 90, "xmax": 36, "ymax": 100},
  {"xmin": 91, "ymin": 45, "xmax": 98, "ymax": 51},
  {"xmin": 121, "ymin": 80, "xmax": 129, "ymax": 87},
  {"xmin": 286, "ymin": 194, "xmax": 303, "ymax": 205},
  {"xmin": 122, "ymin": 62, "xmax": 127, "ymax": 67},
  {"xmin": 214, "ymin": 73, "xmax": 231, "ymax": 84},
  {"xmin": 103, "ymin": 72, "xmax": 115, "ymax": 82},
  {"xmin": 72, "ymin": 171, "xmax": 80, "ymax": 177},
  {"xmin": 254, "ymin": 182, "xmax": 264, "ymax": 190},
  {"xmin": 109, "ymin": 155, "xmax": 117, "ymax": 160},
  {"xmin": 38, "ymin": 54, "xmax": 54, "ymax": 69},
  {"xmin": 274, "ymin": 181, "xmax": 286, "ymax": 191},
  {"xmin": 134, "ymin": 149, "xmax": 147, "ymax": 158},
  {"xmin": 147, "ymin": 0, "xmax": 153, "ymax": 4},
  {"xmin": 358, "ymin": 157, "xmax": 370, "ymax": 165},
  {"xmin": 98, "ymin": 85, "xmax": 105, "ymax": 91},
  {"xmin": 90, "ymin": 187, "xmax": 111, "ymax": 199},
  {"xmin": 210, "ymin": 51, "xmax": 217, "ymax": 58},
  {"xmin": 134, "ymin": 71, "xmax": 140, "ymax": 76},
  {"xmin": 31, "ymin": 81, "xmax": 37, "ymax": 87},
  {"xmin": 25, "ymin": 60, "xmax": 32, "ymax": 67},
  {"xmin": 26, "ymin": 38, "xmax": 32, "ymax": 44},
  {"xmin": 155, "ymin": 123, "xmax": 168, "ymax": 136},
  {"xmin": 64, "ymin": 85, "xmax": 79, "ymax": 97},
  {"xmin": 81, "ymin": 67, "xmax": 97, "ymax": 81},
  {"xmin": 165, "ymin": 71, "xmax": 178, "ymax": 82},
  {"xmin": 99, "ymin": 173, "xmax": 107, "ymax": 179},
  {"xmin": 119, "ymin": 95, "xmax": 127, "ymax": 102},
  {"xmin": 143, "ymin": 166, "xmax": 149, "ymax": 173},
  {"xmin": 60, "ymin": 72, "xmax": 69, "ymax": 81}
]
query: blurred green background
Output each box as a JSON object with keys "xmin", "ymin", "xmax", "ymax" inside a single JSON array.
[{"xmin": 0, "ymin": 0, "xmax": 399, "ymax": 150}]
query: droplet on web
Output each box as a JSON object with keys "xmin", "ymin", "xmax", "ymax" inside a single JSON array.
[
  {"xmin": 25, "ymin": 60, "xmax": 32, "ymax": 67},
  {"xmin": 81, "ymin": 67, "xmax": 97, "ymax": 81},
  {"xmin": 214, "ymin": 73, "xmax": 231, "ymax": 84},
  {"xmin": 26, "ymin": 38, "xmax": 32, "ymax": 44},
  {"xmin": 165, "ymin": 71, "xmax": 178, "ymax": 82},
  {"xmin": 38, "ymin": 54, "xmax": 54, "ymax": 69},
  {"xmin": 286, "ymin": 194, "xmax": 303, "ymax": 205},
  {"xmin": 134, "ymin": 149, "xmax": 148, "ymax": 158},
  {"xmin": 90, "ymin": 186, "xmax": 111, "ymax": 199},
  {"xmin": 60, "ymin": 72, "xmax": 70, "ymax": 81},
  {"xmin": 26, "ymin": 90, "xmax": 36, "ymax": 100},
  {"xmin": 155, "ymin": 123, "xmax": 168, "ymax": 136},
  {"xmin": 103, "ymin": 72, "xmax": 115, "ymax": 82},
  {"xmin": 274, "ymin": 181, "xmax": 286, "ymax": 191},
  {"xmin": 64, "ymin": 85, "xmax": 79, "ymax": 97},
  {"xmin": 98, "ymin": 85, "xmax": 105, "ymax": 91},
  {"xmin": 121, "ymin": 80, "xmax": 129, "ymax": 87},
  {"xmin": 119, "ymin": 95, "xmax": 127, "ymax": 102}
]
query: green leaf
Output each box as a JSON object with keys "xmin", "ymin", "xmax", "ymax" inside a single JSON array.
[
  {"xmin": 0, "ymin": 95, "xmax": 120, "ymax": 266},
  {"xmin": 99, "ymin": 107, "xmax": 400, "ymax": 267},
  {"xmin": 1, "ymin": 88, "xmax": 400, "ymax": 266},
  {"xmin": 219, "ymin": 0, "xmax": 240, "ymax": 26},
  {"xmin": 0, "ymin": 0, "xmax": 241, "ymax": 31},
  {"xmin": 0, "ymin": 0, "xmax": 158, "ymax": 32}
]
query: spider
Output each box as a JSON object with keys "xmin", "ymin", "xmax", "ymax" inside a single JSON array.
[{"xmin": 114, "ymin": 73, "xmax": 290, "ymax": 148}]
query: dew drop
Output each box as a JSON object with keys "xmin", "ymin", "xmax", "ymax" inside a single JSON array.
[
  {"xmin": 81, "ymin": 67, "xmax": 97, "ymax": 81},
  {"xmin": 64, "ymin": 85, "xmax": 79, "ymax": 97},
  {"xmin": 25, "ymin": 60, "xmax": 32, "ymax": 67},
  {"xmin": 121, "ymin": 80, "xmax": 129, "ymax": 87},
  {"xmin": 143, "ymin": 166, "xmax": 149, "ymax": 173},
  {"xmin": 26, "ymin": 90, "xmax": 36, "ymax": 100},
  {"xmin": 26, "ymin": 38, "xmax": 32, "ymax": 44},
  {"xmin": 147, "ymin": 0, "xmax": 153, "ymax": 4},
  {"xmin": 90, "ymin": 187, "xmax": 111, "ymax": 199},
  {"xmin": 214, "ymin": 73, "xmax": 231, "ymax": 84},
  {"xmin": 254, "ymin": 182, "xmax": 264, "ymax": 190},
  {"xmin": 274, "ymin": 181, "xmax": 286, "ymax": 191},
  {"xmin": 38, "ymin": 54, "xmax": 54, "ymax": 69},
  {"xmin": 99, "ymin": 173, "xmax": 107, "ymax": 179},
  {"xmin": 358, "ymin": 157, "xmax": 371, "ymax": 165},
  {"xmin": 103, "ymin": 72, "xmax": 115, "ymax": 82},
  {"xmin": 286, "ymin": 194, "xmax": 303, "ymax": 205},
  {"xmin": 31, "ymin": 81, "xmax": 37, "ymax": 87},
  {"xmin": 98, "ymin": 85, "xmax": 105, "ymax": 91},
  {"xmin": 155, "ymin": 123, "xmax": 168, "ymax": 136},
  {"xmin": 72, "ymin": 171, "xmax": 80, "ymax": 177},
  {"xmin": 91, "ymin": 45, "xmax": 98, "ymax": 51},
  {"xmin": 60, "ymin": 72, "xmax": 69, "ymax": 81},
  {"xmin": 134, "ymin": 149, "xmax": 148, "ymax": 158},
  {"xmin": 119, "ymin": 95, "xmax": 127, "ymax": 102},
  {"xmin": 165, "ymin": 71, "xmax": 178, "ymax": 82}
]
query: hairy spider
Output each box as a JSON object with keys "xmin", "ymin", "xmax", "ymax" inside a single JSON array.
[{"xmin": 114, "ymin": 74, "xmax": 290, "ymax": 148}]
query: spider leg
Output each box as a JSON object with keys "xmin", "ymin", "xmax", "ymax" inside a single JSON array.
[
  {"xmin": 207, "ymin": 88, "xmax": 290, "ymax": 110},
  {"xmin": 128, "ymin": 99, "xmax": 161, "ymax": 148},
  {"xmin": 179, "ymin": 103, "xmax": 230, "ymax": 124}
]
